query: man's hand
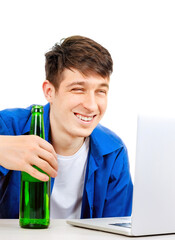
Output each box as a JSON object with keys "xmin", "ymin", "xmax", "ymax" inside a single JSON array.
[{"xmin": 0, "ymin": 135, "xmax": 58, "ymax": 181}]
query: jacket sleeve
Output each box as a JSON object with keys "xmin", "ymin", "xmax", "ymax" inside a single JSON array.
[
  {"xmin": 0, "ymin": 114, "xmax": 11, "ymax": 177},
  {"xmin": 102, "ymin": 147, "xmax": 133, "ymax": 217}
]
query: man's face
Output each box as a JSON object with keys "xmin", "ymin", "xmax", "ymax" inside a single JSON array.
[{"xmin": 48, "ymin": 68, "xmax": 109, "ymax": 139}]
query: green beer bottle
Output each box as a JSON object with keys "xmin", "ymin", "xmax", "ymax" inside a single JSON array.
[{"xmin": 19, "ymin": 105, "xmax": 50, "ymax": 229}]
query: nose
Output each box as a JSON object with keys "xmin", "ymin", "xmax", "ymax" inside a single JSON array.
[{"xmin": 82, "ymin": 92, "xmax": 98, "ymax": 112}]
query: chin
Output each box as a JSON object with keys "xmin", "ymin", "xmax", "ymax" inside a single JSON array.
[{"xmin": 74, "ymin": 129, "xmax": 94, "ymax": 138}]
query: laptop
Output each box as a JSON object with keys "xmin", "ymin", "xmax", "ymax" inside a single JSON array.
[{"xmin": 67, "ymin": 115, "xmax": 175, "ymax": 236}]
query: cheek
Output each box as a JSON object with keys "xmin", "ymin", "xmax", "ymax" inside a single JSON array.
[
  {"xmin": 68, "ymin": 94, "xmax": 84, "ymax": 107},
  {"xmin": 98, "ymin": 99, "xmax": 108, "ymax": 115},
  {"xmin": 56, "ymin": 93, "xmax": 81, "ymax": 108}
]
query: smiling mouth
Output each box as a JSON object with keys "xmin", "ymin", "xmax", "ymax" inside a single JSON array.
[{"xmin": 74, "ymin": 113, "xmax": 95, "ymax": 122}]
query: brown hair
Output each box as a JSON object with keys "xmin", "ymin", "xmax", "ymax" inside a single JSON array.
[{"xmin": 45, "ymin": 35, "xmax": 113, "ymax": 89}]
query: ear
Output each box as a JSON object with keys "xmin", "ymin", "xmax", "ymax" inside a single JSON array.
[{"xmin": 42, "ymin": 80, "xmax": 55, "ymax": 103}]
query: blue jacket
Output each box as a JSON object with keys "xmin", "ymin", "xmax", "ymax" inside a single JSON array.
[{"xmin": 0, "ymin": 103, "xmax": 133, "ymax": 218}]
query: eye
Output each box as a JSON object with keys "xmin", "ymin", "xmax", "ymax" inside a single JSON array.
[
  {"xmin": 71, "ymin": 88, "xmax": 84, "ymax": 93},
  {"xmin": 97, "ymin": 89, "xmax": 107, "ymax": 95}
]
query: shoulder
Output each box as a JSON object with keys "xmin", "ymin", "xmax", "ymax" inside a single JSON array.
[
  {"xmin": 90, "ymin": 124, "xmax": 127, "ymax": 156},
  {"xmin": 0, "ymin": 105, "xmax": 33, "ymax": 135},
  {"xmin": 0, "ymin": 105, "xmax": 32, "ymax": 119}
]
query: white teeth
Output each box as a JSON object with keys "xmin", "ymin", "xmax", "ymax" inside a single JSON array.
[{"xmin": 76, "ymin": 114, "xmax": 93, "ymax": 122}]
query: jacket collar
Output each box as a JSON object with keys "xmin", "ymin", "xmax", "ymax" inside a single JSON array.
[
  {"xmin": 90, "ymin": 124, "xmax": 123, "ymax": 156},
  {"xmin": 87, "ymin": 124, "xmax": 124, "ymax": 170},
  {"xmin": 43, "ymin": 103, "xmax": 50, "ymax": 142}
]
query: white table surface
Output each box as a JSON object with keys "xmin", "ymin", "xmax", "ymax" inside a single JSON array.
[{"xmin": 1, "ymin": 219, "xmax": 175, "ymax": 240}]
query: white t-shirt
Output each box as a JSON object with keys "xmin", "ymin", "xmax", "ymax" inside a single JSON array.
[{"xmin": 50, "ymin": 137, "xmax": 89, "ymax": 219}]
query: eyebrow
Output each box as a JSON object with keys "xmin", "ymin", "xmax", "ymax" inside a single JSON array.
[{"xmin": 66, "ymin": 81, "xmax": 109, "ymax": 89}]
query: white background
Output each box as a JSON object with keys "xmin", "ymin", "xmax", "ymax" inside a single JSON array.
[{"xmin": 0, "ymin": 0, "xmax": 175, "ymax": 178}]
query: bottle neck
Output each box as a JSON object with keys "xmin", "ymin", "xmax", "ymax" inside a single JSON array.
[{"xmin": 30, "ymin": 112, "xmax": 45, "ymax": 139}]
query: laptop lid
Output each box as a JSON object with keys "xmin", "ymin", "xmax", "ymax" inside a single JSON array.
[{"xmin": 131, "ymin": 115, "xmax": 175, "ymax": 235}]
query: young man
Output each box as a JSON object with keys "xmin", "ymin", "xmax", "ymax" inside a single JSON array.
[{"xmin": 0, "ymin": 36, "xmax": 133, "ymax": 219}]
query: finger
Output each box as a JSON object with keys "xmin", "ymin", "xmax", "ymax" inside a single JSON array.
[
  {"xmin": 24, "ymin": 164, "xmax": 50, "ymax": 182},
  {"xmin": 33, "ymin": 156, "xmax": 57, "ymax": 178},
  {"xmin": 37, "ymin": 147, "xmax": 58, "ymax": 171},
  {"xmin": 38, "ymin": 138, "xmax": 57, "ymax": 160}
]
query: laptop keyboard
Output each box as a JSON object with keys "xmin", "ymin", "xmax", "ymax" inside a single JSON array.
[{"xmin": 109, "ymin": 223, "xmax": 131, "ymax": 228}]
